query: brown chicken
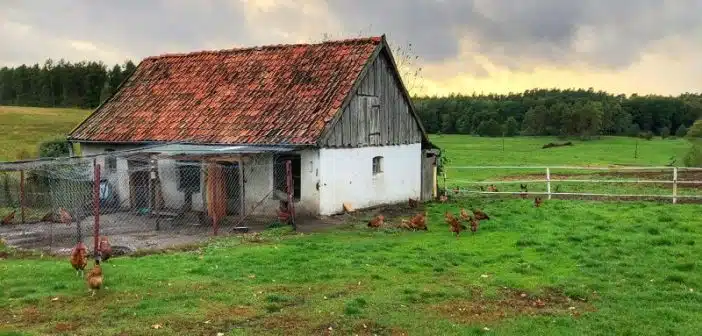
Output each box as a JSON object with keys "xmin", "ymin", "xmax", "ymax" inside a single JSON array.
[
  {"xmin": 401, "ymin": 212, "xmax": 427, "ymax": 231},
  {"xmin": 470, "ymin": 216, "xmax": 479, "ymax": 234},
  {"xmin": 1, "ymin": 211, "xmax": 15, "ymax": 225},
  {"xmin": 86, "ymin": 258, "xmax": 103, "ymax": 297},
  {"xmin": 408, "ymin": 198, "xmax": 418, "ymax": 208},
  {"xmin": 534, "ymin": 197, "xmax": 543, "ymax": 208},
  {"xmin": 472, "ymin": 209, "xmax": 490, "ymax": 221},
  {"xmin": 445, "ymin": 212, "xmax": 466, "ymax": 239},
  {"xmin": 368, "ymin": 215, "xmax": 384, "ymax": 228},
  {"xmin": 487, "ymin": 185, "xmax": 498, "ymax": 192},
  {"xmin": 439, "ymin": 194, "xmax": 448, "ymax": 203},
  {"xmin": 98, "ymin": 236, "xmax": 113, "ymax": 262},
  {"xmin": 460, "ymin": 208, "xmax": 471, "ymax": 222},
  {"xmin": 70, "ymin": 242, "xmax": 88, "ymax": 276},
  {"xmin": 59, "ymin": 208, "xmax": 72, "ymax": 224}
]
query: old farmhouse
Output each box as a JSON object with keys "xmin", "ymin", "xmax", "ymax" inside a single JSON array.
[{"xmin": 68, "ymin": 35, "xmax": 439, "ymax": 219}]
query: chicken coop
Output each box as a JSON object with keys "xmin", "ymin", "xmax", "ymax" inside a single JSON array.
[{"xmin": 0, "ymin": 147, "xmax": 298, "ymax": 255}]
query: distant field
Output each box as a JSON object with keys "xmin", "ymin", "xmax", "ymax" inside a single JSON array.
[
  {"xmin": 429, "ymin": 135, "xmax": 698, "ymax": 199},
  {"xmin": 0, "ymin": 106, "xmax": 91, "ymax": 161},
  {"xmin": 429, "ymin": 135, "xmax": 690, "ymax": 168}
]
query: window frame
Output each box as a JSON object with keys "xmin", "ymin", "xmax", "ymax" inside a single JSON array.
[
  {"xmin": 372, "ymin": 156, "xmax": 383, "ymax": 175},
  {"xmin": 273, "ymin": 154, "xmax": 301, "ymax": 201}
]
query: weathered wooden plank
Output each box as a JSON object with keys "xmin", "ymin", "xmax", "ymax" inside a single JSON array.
[
  {"xmin": 357, "ymin": 97, "xmax": 366, "ymax": 146},
  {"xmin": 374, "ymin": 57, "xmax": 382, "ymax": 97},
  {"xmin": 349, "ymin": 98, "xmax": 358, "ymax": 147},
  {"xmin": 343, "ymin": 105, "xmax": 352, "ymax": 147},
  {"xmin": 321, "ymin": 51, "xmax": 424, "ymax": 148}
]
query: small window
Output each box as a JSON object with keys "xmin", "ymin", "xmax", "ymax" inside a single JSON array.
[
  {"xmin": 104, "ymin": 149, "xmax": 117, "ymax": 174},
  {"xmin": 177, "ymin": 160, "xmax": 201, "ymax": 193},
  {"xmin": 372, "ymin": 156, "xmax": 383, "ymax": 175}
]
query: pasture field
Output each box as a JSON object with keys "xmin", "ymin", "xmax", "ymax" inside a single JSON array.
[
  {"xmin": 2, "ymin": 199, "xmax": 702, "ymax": 335},
  {"xmin": 430, "ymin": 135, "xmax": 700, "ymax": 200},
  {"xmin": 0, "ymin": 106, "xmax": 91, "ymax": 161},
  {"xmin": 0, "ymin": 114, "xmax": 700, "ymax": 335}
]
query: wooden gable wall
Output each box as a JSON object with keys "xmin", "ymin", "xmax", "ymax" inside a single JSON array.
[{"xmin": 321, "ymin": 50, "xmax": 423, "ymax": 148}]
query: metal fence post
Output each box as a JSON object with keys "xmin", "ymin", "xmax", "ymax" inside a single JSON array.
[
  {"xmin": 93, "ymin": 159, "xmax": 101, "ymax": 257},
  {"xmin": 546, "ymin": 167, "xmax": 552, "ymax": 200},
  {"xmin": 672, "ymin": 167, "xmax": 678, "ymax": 204},
  {"xmin": 285, "ymin": 160, "xmax": 296, "ymax": 231}
]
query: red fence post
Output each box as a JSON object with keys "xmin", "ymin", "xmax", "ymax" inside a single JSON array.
[
  {"xmin": 20, "ymin": 170, "xmax": 25, "ymax": 224},
  {"xmin": 93, "ymin": 159, "xmax": 101, "ymax": 257},
  {"xmin": 285, "ymin": 160, "xmax": 296, "ymax": 231}
]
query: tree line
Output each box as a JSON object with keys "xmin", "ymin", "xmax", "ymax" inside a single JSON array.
[
  {"xmin": 0, "ymin": 60, "xmax": 701, "ymax": 139},
  {"xmin": 0, "ymin": 59, "xmax": 136, "ymax": 109},
  {"xmin": 414, "ymin": 89, "xmax": 702, "ymax": 138}
]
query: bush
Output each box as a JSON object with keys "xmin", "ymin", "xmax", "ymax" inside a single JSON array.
[
  {"xmin": 504, "ymin": 117, "xmax": 520, "ymax": 137},
  {"xmin": 38, "ymin": 139, "xmax": 71, "ymax": 158},
  {"xmin": 675, "ymin": 125, "xmax": 688, "ymax": 137},
  {"xmin": 626, "ymin": 123, "xmax": 641, "ymax": 137},
  {"xmin": 684, "ymin": 120, "xmax": 702, "ymax": 167},
  {"xmin": 683, "ymin": 143, "xmax": 702, "ymax": 167},
  {"xmin": 660, "ymin": 126, "xmax": 670, "ymax": 139},
  {"xmin": 639, "ymin": 131, "xmax": 654, "ymax": 140},
  {"xmin": 476, "ymin": 120, "xmax": 503, "ymax": 137}
]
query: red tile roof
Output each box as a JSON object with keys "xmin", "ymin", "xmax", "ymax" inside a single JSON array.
[{"xmin": 69, "ymin": 36, "xmax": 384, "ymax": 145}]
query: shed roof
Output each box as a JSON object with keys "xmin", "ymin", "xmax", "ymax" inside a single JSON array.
[{"xmin": 69, "ymin": 36, "xmax": 384, "ymax": 145}]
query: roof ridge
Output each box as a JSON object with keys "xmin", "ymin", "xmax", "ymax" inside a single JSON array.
[{"xmin": 143, "ymin": 35, "xmax": 383, "ymax": 62}]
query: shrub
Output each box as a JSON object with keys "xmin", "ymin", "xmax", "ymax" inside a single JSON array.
[
  {"xmin": 675, "ymin": 125, "xmax": 688, "ymax": 137},
  {"xmin": 38, "ymin": 139, "xmax": 71, "ymax": 158},
  {"xmin": 504, "ymin": 117, "xmax": 520, "ymax": 137},
  {"xmin": 639, "ymin": 131, "xmax": 653, "ymax": 140},
  {"xmin": 660, "ymin": 126, "xmax": 670, "ymax": 139}
]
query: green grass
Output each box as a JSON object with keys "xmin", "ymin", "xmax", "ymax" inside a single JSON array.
[
  {"xmin": 1, "ymin": 200, "xmax": 702, "ymax": 335},
  {"xmin": 430, "ymin": 135, "xmax": 690, "ymax": 168},
  {"xmin": 1, "ymin": 111, "xmax": 701, "ymax": 334},
  {"xmin": 430, "ymin": 135, "xmax": 699, "ymax": 198},
  {"xmin": 0, "ymin": 106, "xmax": 91, "ymax": 161}
]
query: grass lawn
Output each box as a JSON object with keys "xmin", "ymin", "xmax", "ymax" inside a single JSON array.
[
  {"xmin": 429, "ymin": 135, "xmax": 699, "ymax": 199},
  {"xmin": 0, "ymin": 109, "xmax": 700, "ymax": 335},
  {"xmin": 1, "ymin": 199, "xmax": 702, "ymax": 335},
  {"xmin": 0, "ymin": 106, "xmax": 91, "ymax": 161}
]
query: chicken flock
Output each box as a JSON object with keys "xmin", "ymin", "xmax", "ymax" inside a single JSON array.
[
  {"xmin": 368, "ymin": 186, "xmax": 544, "ymax": 239},
  {"xmin": 70, "ymin": 235, "xmax": 112, "ymax": 296}
]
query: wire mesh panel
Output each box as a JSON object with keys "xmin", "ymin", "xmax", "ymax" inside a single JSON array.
[{"xmin": 0, "ymin": 152, "xmax": 296, "ymax": 256}]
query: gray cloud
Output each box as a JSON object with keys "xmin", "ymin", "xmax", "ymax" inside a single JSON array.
[
  {"xmin": 324, "ymin": 0, "xmax": 702, "ymax": 71},
  {"xmin": 1, "ymin": 0, "xmax": 252, "ymax": 65},
  {"xmin": 1, "ymin": 0, "xmax": 701, "ymax": 75}
]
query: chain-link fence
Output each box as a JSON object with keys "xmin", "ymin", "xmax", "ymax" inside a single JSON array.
[{"xmin": 0, "ymin": 152, "xmax": 295, "ymax": 255}]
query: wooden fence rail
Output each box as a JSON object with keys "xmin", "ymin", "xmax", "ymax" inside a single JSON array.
[{"xmin": 443, "ymin": 166, "xmax": 702, "ymax": 204}]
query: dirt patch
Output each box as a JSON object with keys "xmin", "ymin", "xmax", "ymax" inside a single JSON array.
[
  {"xmin": 432, "ymin": 288, "xmax": 595, "ymax": 325},
  {"xmin": 53, "ymin": 321, "xmax": 79, "ymax": 332},
  {"xmin": 351, "ymin": 320, "xmax": 409, "ymax": 336},
  {"xmin": 319, "ymin": 202, "xmax": 427, "ymax": 230},
  {"xmin": 256, "ymin": 313, "xmax": 314, "ymax": 333}
]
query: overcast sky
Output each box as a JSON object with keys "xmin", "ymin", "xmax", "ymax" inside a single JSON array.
[{"xmin": 2, "ymin": 0, "xmax": 701, "ymax": 95}]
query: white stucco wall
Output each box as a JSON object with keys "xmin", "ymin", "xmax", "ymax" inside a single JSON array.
[{"xmin": 317, "ymin": 143, "xmax": 422, "ymax": 216}]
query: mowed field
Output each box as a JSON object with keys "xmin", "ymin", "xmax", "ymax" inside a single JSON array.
[
  {"xmin": 430, "ymin": 134, "xmax": 700, "ymax": 199},
  {"xmin": 0, "ymin": 106, "xmax": 91, "ymax": 161},
  {"xmin": 1, "ymin": 108, "xmax": 701, "ymax": 335}
]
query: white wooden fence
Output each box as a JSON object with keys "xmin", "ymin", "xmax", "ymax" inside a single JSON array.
[{"xmin": 443, "ymin": 166, "xmax": 702, "ymax": 204}]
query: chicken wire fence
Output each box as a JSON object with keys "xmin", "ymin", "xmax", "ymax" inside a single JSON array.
[{"xmin": 0, "ymin": 153, "xmax": 295, "ymax": 255}]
